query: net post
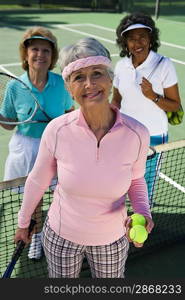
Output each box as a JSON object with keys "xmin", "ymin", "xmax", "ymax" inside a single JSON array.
[{"xmin": 155, "ymin": 0, "xmax": 161, "ymax": 20}]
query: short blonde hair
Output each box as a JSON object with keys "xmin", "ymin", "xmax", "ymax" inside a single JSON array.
[{"xmin": 19, "ymin": 26, "xmax": 58, "ymax": 70}]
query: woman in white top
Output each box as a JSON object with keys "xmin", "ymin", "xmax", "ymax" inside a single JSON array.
[
  {"xmin": 111, "ymin": 12, "xmax": 182, "ymax": 205},
  {"xmin": 112, "ymin": 12, "xmax": 181, "ymax": 146}
]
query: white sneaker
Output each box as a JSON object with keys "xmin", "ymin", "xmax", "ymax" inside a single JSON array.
[{"xmin": 28, "ymin": 232, "xmax": 43, "ymax": 260}]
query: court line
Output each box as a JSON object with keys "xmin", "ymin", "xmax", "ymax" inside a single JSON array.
[
  {"xmin": 55, "ymin": 24, "xmax": 185, "ymax": 65},
  {"xmin": 55, "ymin": 24, "xmax": 115, "ymax": 44},
  {"xmin": 161, "ymin": 42, "xmax": 185, "ymax": 51},
  {"xmin": 2, "ymin": 57, "xmax": 185, "ymax": 68},
  {"xmin": 159, "ymin": 172, "xmax": 185, "ymax": 193},
  {"xmin": 0, "ymin": 63, "xmax": 21, "ymax": 67},
  {"xmin": 85, "ymin": 23, "xmax": 115, "ymax": 32},
  {"xmin": 9, "ymin": 57, "xmax": 182, "ymax": 70},
  {"xmin": 169, "ymin": 58, "xmax": 185, "ymax": 66},
  {"xmin": 0, "ymin": 65, "xmax": 15, "ymax": 76},
  {"xmin": 87, "ymin": 23, "xmax": 185, "ymax": 51},
  {"xmin": 159, "ymin": 17, "xmax": 185, "ymax": 25},
  {"xmin": 64, "ymin": 23, "xmax": 185, "ymax": 51},
  {"xmin": 2, "ymin": 24, "xmax": 185, "ymax": 68},
  {"xmin": 111, "ymin": 54, "xmax": 185, "ymax": 66}
]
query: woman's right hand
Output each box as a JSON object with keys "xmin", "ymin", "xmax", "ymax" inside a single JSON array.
[
  {"xmin": 140, "ymin": 77, "xmax": 156, "ymax": 100},
  {"xmin": 125, "ymin": 215, "xmax": 154, "ymax": 248},
  {"xmin": 125, "ymin": 217, "xmax": 145, "ymax": 248}
]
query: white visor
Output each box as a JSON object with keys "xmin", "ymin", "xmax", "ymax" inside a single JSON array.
[{"xmin": 121, "ymin": 23, "xmax": 152, "ymax": 36}]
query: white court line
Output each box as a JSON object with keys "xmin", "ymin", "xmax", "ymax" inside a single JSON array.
[
  {"xmin": 1, "ymin": 63, "xmax": 21, "ymax": 67},
  {"xmin": 2, "ymin": 24, "xmax": 185, "ymax": 69},
  {"xmin": 60, "ymin": 23, "xmax": 115, "ymax": 32},
  {"xmin": 170, "ymin": 58, "xmax": 185, "ymax": 66},
  {"xmin": 159, "ymin": 172, "xmax": 185, "ymax": 193},
  {"xmin": 59, "ymin": 23, "xmax": 93, "ymax": 27},
  {"xmin": 0, "ymin": 65, "xmax": 16, "ymax": 76},
  {"xmin": 55, "ymin": 24, "xmax": 185, "ymax": 65},
  {"xmin": 111, "ymin": 54, "xmax": 185, "ymax": 65},
  {"xmin": 85, "ymin": 23, "xmax": 185, "ymax": 51},
  {"xmin": 85, "ymin": 23, "xmax": 115, "ymax": 32},
  {"xmin": 159, "ymin": 17, "xmax": 185, "ymax": 25},
  {"xmin": 161, "ymin": 41, "xmax": 185, "ymax": 51},
  {"xmin": 55, "ymin": 24, "xmax": 115, "ymax": 44},
  {"xmin": 2, "ymin": 56, "xmax": 185, "ymax": 68}
]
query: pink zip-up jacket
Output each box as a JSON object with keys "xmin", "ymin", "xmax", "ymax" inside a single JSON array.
[{"xmin": 18, "ymin": 106, "xmax": 151, "ymax": 245}]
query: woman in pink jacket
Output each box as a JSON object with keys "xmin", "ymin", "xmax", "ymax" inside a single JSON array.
[{"xmin": 15, "ymin": 37, "xmax": 154, "ymax": 278}]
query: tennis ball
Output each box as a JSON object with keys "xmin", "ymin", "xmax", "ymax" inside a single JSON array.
[
  {"xmin": 166, "ymin": 111, "xmax": 172, "ymax": 119},
  {"xmin": 177, "ymin": 110, "xmax": 184, "ymax": 117},
  {"xmin": 169, "ymin": 118, "xmax": 176, "ymax": 125},
  {"xmin": 172, "ymin": 116, "xmax": 180, "ymax": 124},
  {"xmin": 129, "ymin": 225, "xmax": 148, "ymax": 243},
  {"xmin": 130, "ymin": 213, "xmax": 146, "ymax": 227}
]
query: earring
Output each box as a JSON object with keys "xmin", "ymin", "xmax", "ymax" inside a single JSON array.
[
  {"xmin": 125, "ymin": 46, "xmax": 131, "ymax": 56},
  {"xmin": 24, "ymin": 60, "xmax": 28, "ymax": 67}
]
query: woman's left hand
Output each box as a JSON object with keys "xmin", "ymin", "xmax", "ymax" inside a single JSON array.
[
  {"xmin": 140, "ymin": 77, "xmax": 156, "ymax": 100},
  {"xmin": 145, "ymin": 216, "xmax": 155, "ymax": 234},
  {"xmin": 125, "ymin": 215, "xmax": 154, "ymax": 248}
]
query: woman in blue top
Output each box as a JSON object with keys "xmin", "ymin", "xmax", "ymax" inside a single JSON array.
[{"xmin": 0, "ymin": 26, "xmax": 74, "ymax": 259}]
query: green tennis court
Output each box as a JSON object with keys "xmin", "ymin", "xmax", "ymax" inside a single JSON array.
[{"xmin": 0, "ymin": 8, "xmax": 185, "ymax": 280}]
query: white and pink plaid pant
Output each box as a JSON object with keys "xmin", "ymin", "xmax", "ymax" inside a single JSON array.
[{"xmin": 41, "ymin": 217, "xmax": 129, "ymax": 278}]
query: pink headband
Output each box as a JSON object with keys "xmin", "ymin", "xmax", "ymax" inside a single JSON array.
[{"xmin": 62, "ymin": 56, "xmax": 112, "ymax": 80}]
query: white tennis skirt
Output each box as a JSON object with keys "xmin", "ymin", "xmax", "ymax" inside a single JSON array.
[{"xmin": 4, "ymin": 131, "xmax": 41, "ymax": 181}]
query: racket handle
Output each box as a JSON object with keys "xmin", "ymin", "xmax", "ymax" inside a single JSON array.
[{"xmin": 2, "ymin": 219, "xmax": 37, "ymax": 278}]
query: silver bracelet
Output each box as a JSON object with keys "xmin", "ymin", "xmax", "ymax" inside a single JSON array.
[{"xmin": 153, "ymin": 94, "xmax": 161, "ymax": 103}]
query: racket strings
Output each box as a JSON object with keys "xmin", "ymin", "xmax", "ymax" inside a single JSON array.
[{"xmin": 0, "ymin": 72, "xmax": 51, "ymax": 124}]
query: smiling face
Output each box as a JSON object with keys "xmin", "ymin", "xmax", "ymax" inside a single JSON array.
[
  {"xmin": 125, "ymin": 28, "xmax": 151, "ymax": 62},
  {"xmin": 25, "ymin": 39, "xmax": 53, "ymax": 73},
  {"xmin": 67, "ymin": 65, "xmax": 112, "ymax": 109}
]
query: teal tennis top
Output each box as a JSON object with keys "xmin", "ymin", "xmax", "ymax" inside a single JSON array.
[{"xmin": 0, "ymin": 72, "xmax": 74, "ymax": 138}]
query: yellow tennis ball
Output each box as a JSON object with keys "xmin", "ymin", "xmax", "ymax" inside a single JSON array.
[
  {"xmin": 169, "ymin": 118, "xmax": 176, "ymax": 125},
  {"xmin": 172, "ymin": 116, "xmax": 180, "ymax": 124},
  {"xmin": 167, "ymin": 111, "xmax": 172, "ymax": 119},
  {"xmin": 177, "ymin": 110, "xmax": 184, "ymax": 117},
  {"xmin": 129, "ymin": 225, "xmax": 148, "ymax": 243},
  {"xmin": 130, "ymin": 213, "xmax": 146, "ymax": 227}
]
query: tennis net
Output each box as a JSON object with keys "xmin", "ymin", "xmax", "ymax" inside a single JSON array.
[
  {"xmin": 0, "ymin": 139, "xmax": 185, "ymax": 278},
  {"xmin": 128, "ymin": 139, "xmax": 185, "ymax": 258}
]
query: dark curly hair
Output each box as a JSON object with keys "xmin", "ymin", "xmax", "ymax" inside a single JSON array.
[{"xmin": 116, "ymin": 12, "xmax": 160, "ymax": 57}]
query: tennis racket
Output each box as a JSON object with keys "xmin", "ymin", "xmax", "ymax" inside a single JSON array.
[
  {"xmin": 147, "ymin": 56, "xmax": 164, "ymax": 80},
  {"xmin": 0, "ymin": 72, "xmax": 52, "ymax": 125},
  {"xmin": 2, "ymin": 219, "xmax": 36, "ymax": 278}
]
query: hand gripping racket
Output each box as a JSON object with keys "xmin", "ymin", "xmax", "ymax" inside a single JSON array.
[
  {"xmin": 0, "ymin": 72, "xmax": 52, "ymax": 125},
  {"xmin": 2, "ymin": 219, "xmax": 36, "ymax": 278}
]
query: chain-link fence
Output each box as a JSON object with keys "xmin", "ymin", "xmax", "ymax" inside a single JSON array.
[{"xmin": 118, "ymin": 0, "xmax": 185, "ymax": 16}]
